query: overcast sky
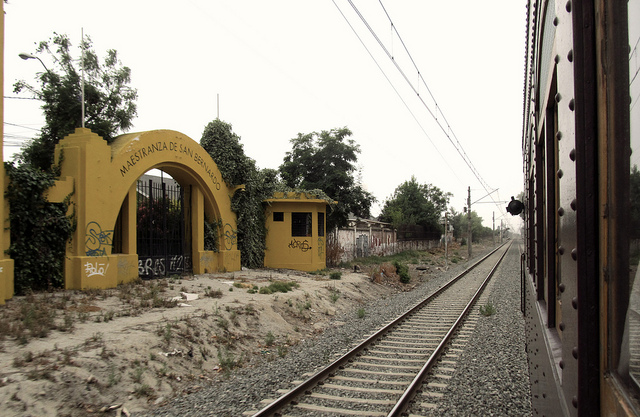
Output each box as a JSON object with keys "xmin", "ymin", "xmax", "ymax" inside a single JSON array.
[{"xmin": 3, "ymin": 0, "xmax": 526, "ymax": 231}]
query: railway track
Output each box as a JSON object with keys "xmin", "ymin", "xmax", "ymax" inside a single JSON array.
[{"xmin": 249, "ymin": 242, "xmax": 512, "ymax": 417}]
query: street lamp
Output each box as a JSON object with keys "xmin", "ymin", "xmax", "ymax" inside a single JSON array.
[
  {"xmin": 18, "ymin": 52, "xmax": 50, "ymax": 73},
  {"xmin": 20, "ymin": 51, "xmax": 86, "ymax": 128}
]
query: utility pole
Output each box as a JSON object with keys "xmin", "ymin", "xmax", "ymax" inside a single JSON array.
[
  {"xmin": 444, "ymin": 212, "xmax": 448, "ymax": 269},
  {"xmin": 492, "ymin": 212, "xmax": 495, "ymax": 247},
  {"xmin": 467, "ymin": 186, "xmax": 472, "ymax": 259}
]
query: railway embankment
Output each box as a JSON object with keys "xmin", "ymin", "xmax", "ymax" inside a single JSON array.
[{"xmin": 0, "ymin": 241, "xmax": 530, "ymax": 416}]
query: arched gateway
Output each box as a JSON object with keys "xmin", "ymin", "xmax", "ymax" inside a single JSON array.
[{"xmin": 48, "ymin": 128, "xmax": 241, "ymax": 290}]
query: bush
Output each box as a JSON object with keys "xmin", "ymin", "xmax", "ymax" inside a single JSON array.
[
  {"xmin": 393, "ymin": 260, "xmax": 410, "ymax": 284},
  {"xmin": 329, "ymin": 271, "xmax": 342, "ymax": 280},
  {"xmin": 259, "ymin": 281, "xmax": 299, "ymax": 294}
]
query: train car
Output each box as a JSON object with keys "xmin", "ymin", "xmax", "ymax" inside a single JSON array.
[{"xmin": 522, "ymin": 0, "xmax": 639, "ymax": 415}]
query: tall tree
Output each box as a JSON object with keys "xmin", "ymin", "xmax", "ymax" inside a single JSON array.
[
  {"xmin": 201, "ymin": 119, "xmax": 279, "ymax": 268},
  {"xmin": 449, "ymin": 209, "xmax": 491, "ymax": 243},
  {"xmin": 6, "ymin": 33, "xmax": 138, "ymax": 293},
  {"xmin": 379, "ymin": 177, "xmax": 451, "ymax": 233},
  {"xmin": 14, "ymin": 33, "xmax": 137, "ymax": 170},
  {"xmin": 279, "ymin": 127, "xmax": 375, "ymax": 230}
]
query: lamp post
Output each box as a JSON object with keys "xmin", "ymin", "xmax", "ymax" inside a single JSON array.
[
  {"xmin": 18, "ymin": 52, "xmax": 50, "ymax": 73},
  {"xmin": 20, "ymin": 50, "xmax": 86, "ymax": 128}
]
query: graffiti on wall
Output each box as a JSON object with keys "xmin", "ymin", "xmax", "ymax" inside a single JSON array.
[
  {"xmin": 317, "ymin": 237, "xmax": 325, "ymax": 258},
  {"xmin": 224, "ymin": 223, "xmax": 237, "ymax": 251},
  {"xmin": 85, "ymin": 221, "xmax": 114, "ymax": 257},
  {"xmin": 288, "ymin": 239, "xmax": 311, "ymax": 252},
  {"xmin": 84, "ymin": 261, "xmax": 109, "ymax": 277},
  {"xmin": 138, "ymin": 255, "xmax": 192, "ymax": 277}
]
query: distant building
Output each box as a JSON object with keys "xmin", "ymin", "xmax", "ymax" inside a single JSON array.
[{"xmin": 336, "ymin": 217, "xmax": 396, "ymax": 262}]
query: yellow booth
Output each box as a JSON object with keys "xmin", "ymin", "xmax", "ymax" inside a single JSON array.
[{"xmin": 264, "ymin": 192, "xmax": 332, "ymax": 272}]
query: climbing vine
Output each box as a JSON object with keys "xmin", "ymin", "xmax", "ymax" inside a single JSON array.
[{"xmin": 5, "ymin": 161, "xmax": 75, "ymax": 294}]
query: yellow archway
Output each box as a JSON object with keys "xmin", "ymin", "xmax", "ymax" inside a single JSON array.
[{"xmin": 50, "ymin": 128, "xmax": 241, "ymax": 289}]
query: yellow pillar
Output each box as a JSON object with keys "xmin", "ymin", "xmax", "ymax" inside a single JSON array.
[
  {"xmin": 56, "ymin": 128, "xmax": 120, "ymax": 289},
  {"xmin": 0, "ymin": 2, "xmax": 15, "ymax": 303}
]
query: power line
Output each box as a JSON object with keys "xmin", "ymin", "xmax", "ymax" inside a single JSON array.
[
  {"xmin": 338, "ymin": 0, "xmax": 508, "ymax": 220},
  {"xmin": 4, "ymin": 122, "xmax": 42, "ymax": 131},
  {"xmin": 331, "ymin": 0, "xmax": 464, "ymax": 186}
]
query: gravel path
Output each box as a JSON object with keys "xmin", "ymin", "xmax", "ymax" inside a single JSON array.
[
  {"xmin": 423, "ymin": 242, "xmax": 532, "ymax": 416},
  {"xmin": 141, "ymin": 243, "xmax": 531, "ymax": 417}
]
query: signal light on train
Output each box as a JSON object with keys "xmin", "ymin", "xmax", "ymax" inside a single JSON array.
[{"xmin": 506, "ymin": 196, "xmax": 524, "ymax": 216}]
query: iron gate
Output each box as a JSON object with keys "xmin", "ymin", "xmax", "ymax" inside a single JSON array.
[{"xmin": 137, "ymin": 177, "xmax": 192, "ymax": 278}]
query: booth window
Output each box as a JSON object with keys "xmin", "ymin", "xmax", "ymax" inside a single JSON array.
[
  {"xmin": 292, "ymin": 212, "xmax": 312, "ymax": 237},
  {"xmin": 318, "ymin": 212, "xmax": 325, "ymax": 237},
  {"xmin": 273, "ymin": 212, "xmax": 284, "ymax": 222}
]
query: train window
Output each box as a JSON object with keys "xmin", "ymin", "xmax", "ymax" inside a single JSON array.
[{"xmin": 623, "ymin": 0, "xmax": 640, "ymax": 395}]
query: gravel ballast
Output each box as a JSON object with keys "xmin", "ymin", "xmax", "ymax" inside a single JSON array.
[{"xmin": 142, "ymin": 243, "xmax": 532, "ymax": 417}]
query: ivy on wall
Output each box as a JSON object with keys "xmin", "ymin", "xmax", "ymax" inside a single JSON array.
[
  {"xmin": 4, "ymin": 162, "xmax": 75, "ymax": 294},
  {"xmin": 200, "ymin": 119, "xmax": 278, "ymax": 269}
]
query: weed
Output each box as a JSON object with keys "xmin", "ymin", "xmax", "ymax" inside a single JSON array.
[
  {"xmin": 329, "ymin": 287, "xmax": 341, "ymax": 303},
  {"xmin": 100, "ymin": 346, "xmax": 115, "ymax": 360},
  {"xmin": 204, "ymin": 286, "xmax": 223, "ymax": 298},
  {"xmin": 199, "ymin": 346, "xmax": 211, "ymax": 360},
  {"xmin": 229, "ymin": 310, "xmax": 238, "ymax": 325},
  {"xmin": 130, "ymin": 365, "xmax": 145, "ymax": 383},
  {"xmin": 27, "ymin": 367, "xmax": 54, "ymax": 381},
  {"xmin": 157, "ymin": 362, "xmax": 169, "ymax": 377},
  {"xmin": 479, "ymin": 302, "xmax": 497, "ymax": 316},
  {"xmin": 159, "ymin": 323, "xmax": 172, "ymax": 345},
  {"xmin": 217, "ymin": 347, "xmax": 239, "ymax": 374},
  {"xmin": 330, "ymin": 271, "xmax": 342, "ymax": 280},
  {"xmin": 60, "ymin": 348, "xmax": 75, "ymax": 365},
  {"xmin": 259, "ymin": 281, "xmax": 299, "ymax": 294},
  {"xmin": 277, "ymin": 345, "xmax": 288, "ymax": 358},
  {"xmin": 77, "ymin": 311, "xmax": 89, "ymax": 323},
  {"xmin": 103, "ymin": 310, "xmax": 115, "ymax": 322},
  {"xmin": 133, "ymin": 383, "xmax": 154, "ymax": 398},
  {"xmin": 107, "ymin": 364, "xmax": 121, "ymax": 387},
  {"xmin": 217, "ymin": 317, "xmax": 229, "ymax": 330},
  {"xmin": 264, "ymin": 331, "xmax": 275, "ymax": 347},
  {"xmin": 297, "ymin": 301, "xmax": 312, "ymax": 315},
  {"xmin": 357, "ymin": 308, "xmax": 366, "ymax": 318}
]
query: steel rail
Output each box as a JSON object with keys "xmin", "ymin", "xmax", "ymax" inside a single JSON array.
[
  {"xmin": 251, "ymin": 242, "xmax": 510, "ymax": 417},
  {"xmin": 387, "ymin": 240, "xmax": 513, "ymax": 416}
]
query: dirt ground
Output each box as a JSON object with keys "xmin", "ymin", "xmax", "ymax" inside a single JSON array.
[{"xmin": 0, "ymin": 245, "xmax": 466, "ymax": 417}]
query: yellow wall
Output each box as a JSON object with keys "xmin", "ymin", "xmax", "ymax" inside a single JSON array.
[
  {"xmin": 0, "ymin": 2, "xmax": 14, "ymax": 304},
  {"xmin": 52, "ymin": 128, "xmax": 241, "ymax": 290},
  {"xmin": 264, "ymin": 193, "xmax": 329, "ymax": 272}
]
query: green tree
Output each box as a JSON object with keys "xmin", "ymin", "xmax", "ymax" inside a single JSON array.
[
  {"xmin": 449, "ymin": 209, "xmax": 489, "ymax": 243},
  {"xmin": 379, "ymin": 176, "xmax": 451, "ymax": 233},
  {"xmin": 200, "ymin": 119, "xmax": 279, "ymax": 268},
  {"xmin": 279, "ymin": 127, "xmax": 375, "ymax": 230},
  {"xmin": 14, "ymin": 33, "xmax": 137, "ymax": 170},
  {"xmin": 6, "ymin": 33, "xmax": 137, "ymax": 293}
]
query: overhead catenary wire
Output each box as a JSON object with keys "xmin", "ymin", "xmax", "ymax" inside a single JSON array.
[
  {"xmin": 331, "ymin": 0, "xmax": 464, "ymax": 186},
  {"xmin": 338, "ymin": 0, "xmax": 510, "ymax": 224}
]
